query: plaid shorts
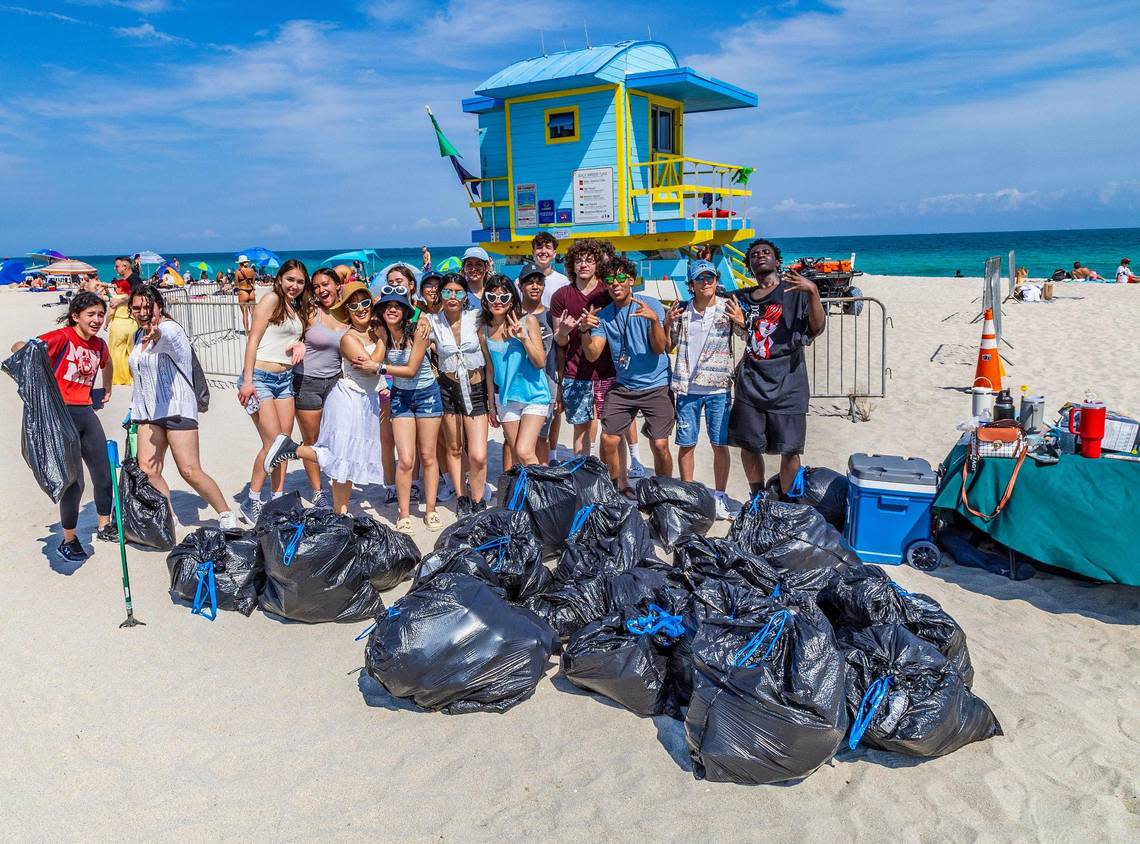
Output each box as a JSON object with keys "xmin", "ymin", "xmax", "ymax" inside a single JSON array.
[{"xmin": 561, "ymin": 376, "xmax": 615, "ymax": 425}]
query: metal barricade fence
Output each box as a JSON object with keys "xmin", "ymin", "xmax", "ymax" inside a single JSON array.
[
  {"xmin": 807, "ymin": 296, "xmax": 889, "ymax": 422},
  {"xmin": 164, "ymin": 288, "xmax": 246, "ymax": 380}
]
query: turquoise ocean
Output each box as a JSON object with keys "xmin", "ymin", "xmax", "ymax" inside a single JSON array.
[{"xmin": 65, "ymin": 226, "xmax": 1138, "ymax": 282}]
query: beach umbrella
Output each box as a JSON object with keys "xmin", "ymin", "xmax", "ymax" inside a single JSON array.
[
  {"xmin": 41, "ymin": 259, "xmax": 97, "ymax": 276},
  {"xmin": 436, "ymin": 256, "xmax": 462, "ymax": 273},
  {"xmin": 134, "ymin": 251, "xmax": 165, "ymax": 273},
  {"xmin": 27, "ymin": 249, "xmax": 67, "ymax": 263},
  {"xmin": 191, "ymin": 261, "xmax": 213, "ymax": 275},
  {"xmin": 238, "ymin": 247, "xmax": 281, "ymax": 268},
  {"xmin": 0, "ymin": 258, "xmax": 27, "ymax": 285}
]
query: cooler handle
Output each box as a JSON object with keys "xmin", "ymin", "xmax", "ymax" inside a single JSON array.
[{"xmin": 877, "ymin": 495, "xmax": 910, "ymax": 513}]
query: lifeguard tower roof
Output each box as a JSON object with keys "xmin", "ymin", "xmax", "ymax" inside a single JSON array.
[
  {"xmin": 456, "ymin": 40, "xmax": 759, "ymax": 272},
  {"xmin": 463, "ymin": 41, "xmax": 756, "ymax": 113}
]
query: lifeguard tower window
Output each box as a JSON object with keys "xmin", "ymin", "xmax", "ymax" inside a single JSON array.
[
  {"xmin": 545, "ymin": 108, "xmax": 579, "ymax": 144},
  {"xmin": 651, "ymin": 106, "xmax": 675, "ymax": 154}
]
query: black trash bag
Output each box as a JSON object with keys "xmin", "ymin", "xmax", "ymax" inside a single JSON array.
[
  {"xmin": 562, "ymin": 500, "xmax": 657, "ymax": 571},
  {"xmin": 167, "ymin": 527, "xmax": 264, "ymax": 616},
  {"xmin": 353, "ymin": 515, "xmax": 420, "ymax": 592},
  {"xmin": 818, "ymin": 565, "xmax": 973, "ymax": 685},
  {"xmin": 636, "ymin": 476, "xmax": 717, "ymax": 551},
  {"xmin": 258, "ymin": 506, "xmax": 385, "ymax": 623},
  {"xmin": 496, "ymin": 457, "xmax": 622, "ymax": 555},
  {"xmin": 730, "ymin": 496, "xmax": 861, "ymax": 574},
  {"xmin": 765, "ymin": 466, "xmax": 849, "ymax": 530},
  {"xmin": 365, "ymin": 572, "xmax": 558, "ymax": 714},
  {"xmin": 686, "ymin": 577, "xmax": 771, "ymax": 629},
  {"xmin": 118, "ymin": 458, "xmax": 176, "ymax": 550},
  {"xmin": 671, "ymin": 534, "xmax": 749, "ymax": 592},
  {"xmin": 2, "ymin": 341, "xmax": 81, "ymax": 502},
  {"xmin": 527, "ymin": 566, "xmax": 680, "ymax": 643},
  {"xmin": 433, "ymin": 507, "xmax": 550, "ymax": 601},
  {"xmin": 686, "ymin": 593, "xmax": 849, "ymax": 785},
  {"xmin": 839, "ymin": 624, "xmax": 1002, "ymax": 757},
  {"xmin": 562, "ymin": 604, "xmax": 689, "ymax": 718},
  {"xmin": 255, "ymin": 489, "xmax": 303, "ymax": 530}
]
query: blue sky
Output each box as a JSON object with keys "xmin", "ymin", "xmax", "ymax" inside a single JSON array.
[{"xmin": 1, "ymin": 0, "xmax": 1138, "ymax": 254}]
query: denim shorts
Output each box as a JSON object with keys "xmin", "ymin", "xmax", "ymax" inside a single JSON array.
[
  {"xmin": 561, "ymin": 375, "xmax": 615, "ymax": 425},
  {"xmin": 252, "ymin": 368, "xmax": 294, "ymax": 401},
  {"xmin": 675, "ymin": 390, "xmax": 731, "ymax": 447},
  {"xmin": 390, "ymin": 383, "xmax": 443, "ymax": 419}
]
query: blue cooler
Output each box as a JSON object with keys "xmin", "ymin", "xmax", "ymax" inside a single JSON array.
[{"xmin": 845, "ymin": 454, "xmax": 938, "ymax": 565}]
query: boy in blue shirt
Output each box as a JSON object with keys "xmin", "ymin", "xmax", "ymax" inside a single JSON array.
[{"xmin": 581, "ymin": 256, "xmax": 674, "ymax": 496}]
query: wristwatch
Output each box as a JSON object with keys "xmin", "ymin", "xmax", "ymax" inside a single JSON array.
[{"xmin": 378, "ymin": 363, "xmax": 388, "ymax": 375}]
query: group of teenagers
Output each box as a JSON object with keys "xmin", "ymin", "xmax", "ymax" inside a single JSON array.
[{"xmin": 18, "ymin": 234, "xmax": 826, "ymax": 565}]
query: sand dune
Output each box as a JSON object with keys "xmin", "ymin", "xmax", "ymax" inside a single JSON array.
[{"xmin": 1, "ymin": 277, "xmax": 1137, "ymax": 840}]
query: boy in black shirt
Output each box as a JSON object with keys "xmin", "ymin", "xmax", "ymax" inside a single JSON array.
[{"xmin": 726, "ymin": 239, "xmax": 826, "ymax": 496}]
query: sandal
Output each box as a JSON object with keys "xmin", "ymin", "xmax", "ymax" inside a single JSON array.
[
  {"xmin": 394, "ymin": 516, "xmax": 414, "ymax": 535},
  {"xmin": 424, "ymin": 511, "xmax": 443, "ymax": 532}
]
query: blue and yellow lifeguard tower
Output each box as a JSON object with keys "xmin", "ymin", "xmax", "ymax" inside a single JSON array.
[{"xmin": 459, "ymin": 40, "xmax": 758, "ymax": 287}]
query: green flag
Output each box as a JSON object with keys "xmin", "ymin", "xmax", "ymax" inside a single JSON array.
[{"xmin": 428, "ymin": 110, "xmax": 461, "ymax": 158}]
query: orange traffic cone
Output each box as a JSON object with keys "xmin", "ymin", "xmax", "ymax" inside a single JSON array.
[{"xmin": 973, "ymin": 308, "xmax": 1002, "ymax": 391}]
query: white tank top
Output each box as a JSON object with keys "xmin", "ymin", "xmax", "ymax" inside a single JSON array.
[
  {"xmin": 256, "ymin": 313, "xmax": 303, "ymax": 365},
  {"xmin": 341, "ymin": 341, "xmax": 381, "ymax": 393}
]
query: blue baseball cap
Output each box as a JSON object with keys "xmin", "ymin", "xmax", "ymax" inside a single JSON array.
[
  {"xmin": 688, "ymin": 260, "xmax": 718, "ymax": 281},
  {"xmin": 463, "ymin": 246, "xmax": 491, "ymax": 263}
]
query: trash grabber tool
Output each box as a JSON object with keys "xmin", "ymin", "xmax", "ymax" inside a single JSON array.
[{"xmin": 107, "ymin": 438, "xmax": 145, "ymax": 628}]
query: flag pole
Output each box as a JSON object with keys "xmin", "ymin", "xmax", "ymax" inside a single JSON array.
[{"xmin": 425, "ymin": 106, "xmax": 485, "ymax": 226}]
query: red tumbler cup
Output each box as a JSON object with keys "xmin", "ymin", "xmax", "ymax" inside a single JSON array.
[{"xmin": 1067, "ymin": 401, "xmax": 1107, "ymax": 458}]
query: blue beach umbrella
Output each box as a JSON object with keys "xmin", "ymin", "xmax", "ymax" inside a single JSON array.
[
  {"xmin": 0, "ymin": 258, "xmax": 27, "ymax": 285},
  {"xmin": 436, "ymin": 256, "xmax": 462, "ymax": 273},
  {"xmin": 238, "ymin": 247, "xmax": 281, "ymax": 269}
]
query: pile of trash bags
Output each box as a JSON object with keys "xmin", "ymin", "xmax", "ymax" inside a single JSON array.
[
  {"xmin": 165, "ymin": 505, "xmax": 420, "ymax": 623},
  {"xmin": 360, "ymin": 482, "xmax": 1001, "ymax": 784},
  {"xmin": 763, "ymin": 465, "xmax": 849, "ymax": 531}
]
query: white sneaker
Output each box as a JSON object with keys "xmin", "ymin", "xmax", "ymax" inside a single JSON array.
[
  {"xmin": 218, "ymin": 511, "xmax": 239, "ymax": 531},
  {"xmin": 628, "ymin": 458, "xmax": 648, "ymax": 479},
  {"xmin": 713, "ymin": 491, "xmax": 740, "ymax": 521}
]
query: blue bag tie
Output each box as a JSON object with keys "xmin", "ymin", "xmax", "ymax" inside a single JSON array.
[
  {"xmin": 733, "ymin": 608, "xmax": 791, "ymax": 667},
  {"xmin": 191, "ymin": 560, "xmax": 217, "ymax": 622},
  {"xmin": 749, "ymin": 491, "xmax": 763, "ymax": 513},
  {"xmin": 563, "ymin": 456, "xmax": 587, "ymax": 473},
  {"xmin": 567, "ymin": 504, "xmax": 596, "ymax": 539},
  {"xmin": 890, "ymin": 581, "xmax": 914, "ymax": 599},
  {"xmin": 507, "ymin": 467, "xmax": 530, "ymax": 511},
  {"xmin": 281, "ymin": 522, "xmax": 305, "ymax": 567},
  {"xmin": 786, "ymin": 466, "xmax": 807, "ymax": 499},
  {"xmin": 354, "ymin": 622, "xmax": 376, "ymax": 642},
  {"xmin": 771, "ymin": 583, "xmax": 782, "ymax": 599},
  {"xmin": 848, "ymin": 675, "xmax": 893, "ymax": 750},
  {"xmin": 625, "ymin": 603, "xmax": 686, "ymax": 639},
  {"xmin": 474, "ymin": 535, "xmax": 511, "ymax": 571}
]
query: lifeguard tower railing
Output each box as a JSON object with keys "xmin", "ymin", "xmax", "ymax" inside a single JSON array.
[{"xmin": 466, "ymin": 153, "xmax": 752, "ymax": 244}]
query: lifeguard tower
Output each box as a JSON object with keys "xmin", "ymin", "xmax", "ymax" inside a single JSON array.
[{"xmin": 459, "ymin": 40, "xmax": 759, "ymax": 289}]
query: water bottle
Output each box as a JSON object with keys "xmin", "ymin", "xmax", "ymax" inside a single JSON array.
[{"xmin": 994, "ymin": 389, "xmax": 1015, "ymax": 422}]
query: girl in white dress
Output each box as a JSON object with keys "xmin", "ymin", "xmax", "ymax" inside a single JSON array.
[{"xmin": 263, "ymin": 282, "xmax": 384, "ymax": 514}]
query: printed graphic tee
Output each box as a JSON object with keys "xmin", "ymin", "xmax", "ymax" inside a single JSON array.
[
  {"xmin": 732, "ymin": 282, "xmax": 813, "ymax": 414},
  {"xmin": 38, "ymin": 326, "xmax": 109, "ymax": 406}
]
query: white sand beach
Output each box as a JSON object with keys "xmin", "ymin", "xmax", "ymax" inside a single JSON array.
[{"xmin": 1, "ymin": 277, "xmax": 1138, "ymax": 840}]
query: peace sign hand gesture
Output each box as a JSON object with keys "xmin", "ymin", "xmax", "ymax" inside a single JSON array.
[
  {"xmin": 505, "ymin": 312, "xmax": 524, "ymax": 339},
  {"xmin": 632, "ymin": 298, "xmax": 659, "ymax": 324},
  {"xmin": 724, "ymin": 296, "xmax": 746, "ymax": 328},
  {"xmin": 782, "ymin": 269, "xmax": 818, "ymax": 297}
]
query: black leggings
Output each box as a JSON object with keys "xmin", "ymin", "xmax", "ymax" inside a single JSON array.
[{"xmin": 61, "ymin": 405, "xmax": 113, "ymax": 531}]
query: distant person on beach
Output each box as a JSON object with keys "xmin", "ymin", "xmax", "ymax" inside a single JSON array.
[
  {"xmin": 11, "ymin": 292, "xmax": 114, "ymax": 564},
  {"xmin": 1116, "ymin": 258, "xmax": 1135, "ymax": 284},
  {"xmin": 1072, "ymin": 262, "xmax": 1102, "ymax": 281},
  {"xmin": 107, "ymin": 255, "xmax": 139, "ymax": 385},
  {"xmin": 461, "ymin": 246, "xmax": 492, "ymax": 306},
  {"xmin": 125, "ymin": 285, "xmax": 237, "ymax": 530},
  {"xmin": 292, "ymin": 267, "xmax": 348, "ymax": 510},
  {"xmin": 954, "ymin": 269, "xmax": 964, "ymax": 278},
  {"xmin": 236, "ymin": 259, "xmax": 313, "ymax": 523},
  {"xmin": 234, "ymin": 255, "xmax": 257, "ymax": 333},
  {"xmin": 728, "ymin": 238, "xmax": 826, "ymax": 498}
]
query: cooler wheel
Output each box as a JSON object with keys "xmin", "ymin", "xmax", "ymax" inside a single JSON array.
[{"xmin": 906, "ymin": 540, "xmax": 941, "ymax": 571}]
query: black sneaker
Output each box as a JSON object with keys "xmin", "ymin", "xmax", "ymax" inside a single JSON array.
[
  {"xmin": 56, "ymin": 538, "xmax": 89, "ymax": 564},
  {"xmin": 472, "ymin": 499, "xmax": 488, "ymax": 514},
  {"xmin": 456, "ymin": 495, "xmax": 472, "ymax": 518},
  {"xmin": 95, "ymin": 523, "xmax": 119, "ymax": 543},
  {"xmin": 263, "ymin": 434, "xmax": 300, "ymax": 474}
]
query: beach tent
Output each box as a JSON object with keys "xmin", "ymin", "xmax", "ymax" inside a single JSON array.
[
  {"xmin": 321, "ymin": 249, "xmax": 380, "ymax": 276},
  {"xmin": 41, "ymin": 260, "xmax": 97, "ymax": 275},
  {"xmin": 238, "ymin": 247, "xmax": 281, "ymax": 269},
  {"xmin": 0, "ymin": 258, "xmax": 27, "ymax": 285}
]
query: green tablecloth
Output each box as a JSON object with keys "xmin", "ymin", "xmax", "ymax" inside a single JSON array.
[{"xmin": 934, "ymin": 443, "xmax": 1140, "ymax": 585}]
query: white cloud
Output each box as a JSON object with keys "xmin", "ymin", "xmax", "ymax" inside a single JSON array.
[
  {"xmin": 412, "ymin": 217, "xmax": 462, "ymax": 230},
  {"xmin": 0, "ymin": 5, "xmax": 81, "ymax": 23},
  {"xmin": 265, "ymin": 223, "xmax": 289, "ymax": 236},
  {"xmin": 770, "ymin": 199, "xmax": 854, "ymax": 217},
  {"xmin": 68, "ymin": 0, "xmax": 173, "ymax": 13},
  {"xmin": 113, "ymin": 21, "xmax": 190, "ymax": 44}
]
